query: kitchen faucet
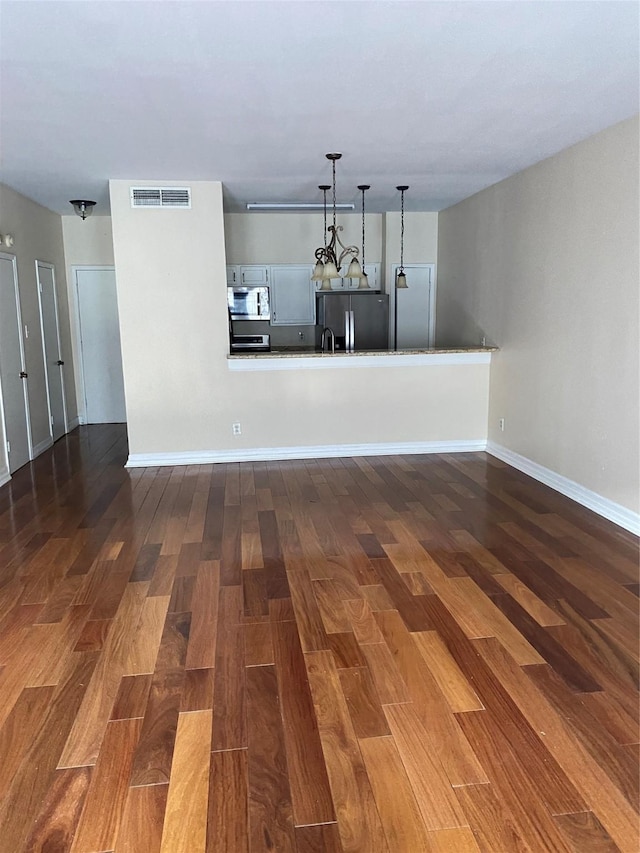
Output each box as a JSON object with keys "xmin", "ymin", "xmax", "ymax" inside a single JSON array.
[{"xmin": 321, "ymin": 327, "xmax": 335, "ymax": 353}]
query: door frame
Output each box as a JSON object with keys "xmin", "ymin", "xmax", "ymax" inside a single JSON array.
[
  {"xmin": 0, "ymin": 251, "xmax": 33, "ymax": 470},
  {"xmin": 35, "ymin": 260, "xmax": 68, "ymax": 440},
  {"xmin": 70, "ymin": 265, "xmax": 117, "ymax": 425}
]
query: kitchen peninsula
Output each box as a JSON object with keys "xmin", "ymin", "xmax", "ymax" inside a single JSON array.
[{"xmin": 228, "ymin": 345, "xmax": 497, "ymax": 370}]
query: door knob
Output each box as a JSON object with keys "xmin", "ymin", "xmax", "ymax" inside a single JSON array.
[
  {"xmin": 19, "ymin": 371, "xmax": 28, "ymax": 378},
  {"xmin": 56, "ymin": 360, "xmax": 64, "ymax": 366}
]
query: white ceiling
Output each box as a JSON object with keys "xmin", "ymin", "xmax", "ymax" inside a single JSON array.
[{"xmin": 1, "ymin": 1, "xmax": 638, "ymax": 215}]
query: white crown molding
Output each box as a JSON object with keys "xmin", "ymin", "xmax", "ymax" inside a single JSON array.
[
  {"xmin": 126, "ymin": 439, "xmax": 487, "ymax": 468},
  {"xmin": 228, "ymin": 351, "xmax": 492, "ymax": 371},
  {"xmin": 0, "ymin": 468, "xmax": 11, "ymax": 489},
  {"xmin": 487, "ymin": 441, "xmax": 640, "ymax": 536},
  {"xmin": 32, "ymin": 437, "xmax": 54, "ymax": 459}
]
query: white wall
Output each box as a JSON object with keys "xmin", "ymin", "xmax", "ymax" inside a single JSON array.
[
  {"xmin": 0, "ymin": 183, "xmax": 76, "ymax": 454},
  {"xmin": 61, "ymin": 215, "xmax": 116, "ymax": 419},
  {"xmin": 437, "ymin": 116, "xmax": 639, "ymax": 515},
  {"xmin": 111, "ymin": 180, "xmax": 489, "ymax": 459}
]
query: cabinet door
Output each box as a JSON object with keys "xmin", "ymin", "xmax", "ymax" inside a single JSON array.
[
  {"xmin": 270, "ymin": 266, "xmax": 315, "ymax": 325},
  {"xmin": 226, "ymin": 265, "xmax": 239, "ymax": 285},
  {"xmin": 240, "ymin": 265, "xmax": 269, "ymax": 285}
]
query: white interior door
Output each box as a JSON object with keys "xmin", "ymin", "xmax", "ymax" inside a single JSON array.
[
  {"xmin": 74, "ymin": 267, "xmax": 127, "ymax": 424},
  {"xmin": 36, "ymin": 261, "xmax": 67, "ymax": 441},
  {"xmin": 390, "ymin": 264, "xmax": 435, "ymax": 349},
  {"xmin": 0, "ymin": 253, "xmax": 32, "ymax": 472}
]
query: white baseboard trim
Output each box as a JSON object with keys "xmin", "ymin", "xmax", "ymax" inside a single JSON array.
[
  {"xmin": 31, "ymin": 437, "xmax": 54, "ymax": 459},
  {"xmin": 67, "ymin": 416, "xmax": 81, "ymax": 431},
  {"xmin": 487, "ymin": 441, "xmax": 640, "ymax": 536},
  {"xmin": 0, "ymin": 468, "xmax": 11, "ymax": 488},
  {"xmin": 126, "ymin": 439, "xmax": 487, "ymax": 469}
]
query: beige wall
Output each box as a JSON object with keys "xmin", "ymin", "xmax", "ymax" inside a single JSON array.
[
  {"xmin": 61, "ymin": 215, "xmax": 115, "ymax": 414},
  {"xmin": 111, "ymin": 179, "xmax": 488, "ymax": 458},
  {"xmin": 62, "ymin": 215, "xmax": 115, "ymax": 266},
  {"xmin": 384, "ymin": 211, "xmax": 438, "ymax": 270},
  {"xmin": 225, "ymin": 213, "xmax": 383, "ymax": 268},
  {"xmin": 0, "ymin": 183, "xmax": 77, "ymax": 450},
  {"xmin": 437, "ymin": 116, "xmax": 640, "ymax": 513},
  {"xmin": 110, "ymin": 180, "xmax": 229, "ymax": 454}
]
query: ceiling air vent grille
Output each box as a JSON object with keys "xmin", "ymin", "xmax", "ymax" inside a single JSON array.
[{"xmin": 130, "ymin": 187, "xmax": 191, "ymax": 209}]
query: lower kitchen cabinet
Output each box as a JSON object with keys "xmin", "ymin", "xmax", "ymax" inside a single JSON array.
[{"xmin": 270, "ymin": 266, "xmax": 315, "ymax": 325}]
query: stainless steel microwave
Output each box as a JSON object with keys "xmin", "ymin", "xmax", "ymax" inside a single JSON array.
[{"xmin": 227, "ymin": 285, "xmax": 270, "ymax": 320}]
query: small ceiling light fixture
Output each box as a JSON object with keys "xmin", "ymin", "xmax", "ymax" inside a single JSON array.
[
  {"xmin": 396, "ymin": 185, "xmax": 409, "ymax": 289},
  {"xmin": 357, "ymin": 185, "xmax": 371, "ymax": 289},
  {"xmin": 312, "ymin": 154, "xmax": 363, "ymax": 283},
  {"xmin": 69, "ymin": 199, "xmax": 96, "ymax": 220}
]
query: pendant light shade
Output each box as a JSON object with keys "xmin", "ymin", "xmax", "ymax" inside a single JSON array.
[
  {"xmin": 311, "ymin": 260, "xmax": 325, "ymax": 281},
  {"xmin": 396, "ymin": 271, "xmax": 408, "ymax": 289},
  {"xmin": 345, "ymin": 257, "xmax": 363, "ymax": 279},
  {"xmin": 358, "ymin": 272, "xmax": 370, "ymax": 290},
  {"xmin": 322, "ymin": 261, "xmax": 340, "ymax": 280}
]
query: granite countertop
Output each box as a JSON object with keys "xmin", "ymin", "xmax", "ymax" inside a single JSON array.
[{"xmin": 229, "ymin": 346, "xmax": 498, "ymax": 359}]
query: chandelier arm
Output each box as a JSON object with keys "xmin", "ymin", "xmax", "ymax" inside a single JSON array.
[{"xmin": 331, "ymin": 225, "xmax": 360, "ymax": 257}]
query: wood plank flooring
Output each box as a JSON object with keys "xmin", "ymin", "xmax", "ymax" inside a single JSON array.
[{"xmin": 0, "ymin": 424, "xmax": 638, "ymax": 852}]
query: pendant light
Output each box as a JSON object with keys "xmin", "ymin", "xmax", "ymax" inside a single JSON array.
[
  {"xmin": 311, "ymin": 185, "xmax": 331, "ymax": 288},
  {"xmin": 396, "ymin": 185, "xmax": 409, "ymax": 289},
  {"xmin": 356, "ymin": 185, "xmax": 371, "ymax": 289},
  {"xmin": 312, "ymin": 153, "xmax": 361, "ymax": 282}
]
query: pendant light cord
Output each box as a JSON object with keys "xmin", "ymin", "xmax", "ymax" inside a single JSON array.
[
  {"xmin": 323, "ymin": 188, "xmax": 327, "ymax": 241},
  {"xmin": 400, "ymin": 188, "xmax": 405, "ymax": 272},
  {"xmin": 332, "ymin": 158, "xmax": 337, "ymax": 233},
  {"xmin": 361, "ymin": 188, "xmax": 366, "ymax": 272}
]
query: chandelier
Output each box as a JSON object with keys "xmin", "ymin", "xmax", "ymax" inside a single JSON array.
[{"xmin": 311, "ymin": 153, "xmax": 365, "ymax": 289}]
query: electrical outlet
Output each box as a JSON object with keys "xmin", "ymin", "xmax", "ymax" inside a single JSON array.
[
  {"xmin": 499, "ymin": 418, "xmax": 505, "ymax": 432},
  {"xmin": 232, "ymin": 422, "xmax": 241, "ymax": 436}
]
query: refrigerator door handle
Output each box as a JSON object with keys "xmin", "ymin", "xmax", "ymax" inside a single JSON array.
[
  {"xmin": 344, "ymin": 309, "xmax": 351, "ymax": 352},
  {"xmin": 349, "ymin": 310, "xmax": 355, "ymax": 352}
]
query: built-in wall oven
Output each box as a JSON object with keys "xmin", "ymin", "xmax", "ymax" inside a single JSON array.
[{"xmin": 227, "ymin": 285, "xmax": 270, "ymax": 320}]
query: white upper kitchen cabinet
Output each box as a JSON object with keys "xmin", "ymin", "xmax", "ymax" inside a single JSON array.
[
  {"xmin": 270, "ymin": 266, "xmax": 315, "ymax": 325},
  {"xmin": 239, "ymin": 265, "xmax": 269, "ymax": 285}
]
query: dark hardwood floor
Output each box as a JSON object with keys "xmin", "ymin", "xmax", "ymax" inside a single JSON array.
[{"xmin": 0, "ymin": 424, "xmax": 637, "ymax": 852}]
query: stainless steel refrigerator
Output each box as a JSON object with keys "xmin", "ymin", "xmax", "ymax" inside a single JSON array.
[{"xmin": 316, "ymin": 292, "xmax": 389, "ymax": 352}]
